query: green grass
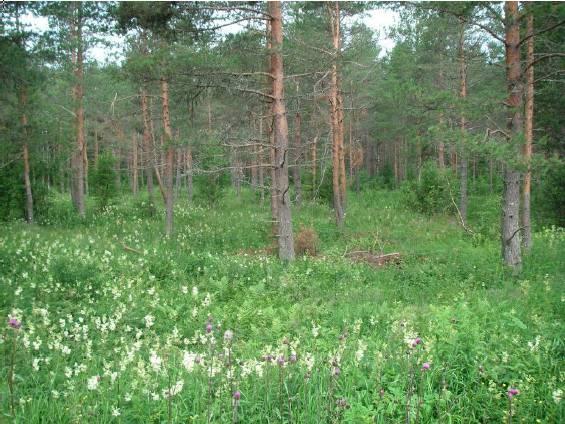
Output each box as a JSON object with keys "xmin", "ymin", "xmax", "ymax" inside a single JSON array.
[{"xmin": 1, "ymin": 188, "xmax": 563, "ymax": 423}]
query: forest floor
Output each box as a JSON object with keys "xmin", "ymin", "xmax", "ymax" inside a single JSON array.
[{"xmin": 1, "ymin": 189, "xmax": 563, "ymax": 423}]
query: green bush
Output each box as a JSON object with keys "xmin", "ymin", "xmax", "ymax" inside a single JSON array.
[
  {"xmin": 401, "ymin": 161, "xmax": 458, "ymax": 215},
  {"xmin": 89, "ymin": 152, "xmax": 118, "ymax": 210}
]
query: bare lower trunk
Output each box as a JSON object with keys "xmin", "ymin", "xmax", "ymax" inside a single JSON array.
[
  {"xmin": 258, "ymin": 116, "xmax": 265, "ymax": 205},
  {"xmin": 458, "ymin": 20, "xmax": 468, "ymax": 226},
  {"xmin": 175, "ymin": 145, "xmax": 182, "ymax": 199},
  {"xmin": 186, "ymin": 147, "xmax": 193, "ymax": 202},
  {"xmin": 161, "ymin": 76, "xmax": 174, "ymax": 236},
  {"xmin": 293, "ymin": 111, "xmax": 302, "ymax": 206},
  {"xmin": 269, "ymin": 1, "xmax": 295, "ymax": 261},
  {"xmin": 522, "ymin": 13, "xmax": 534, "ymax": 250},
  {"xmin": 502, "ymin": 1, "xmax": 522, "ymax": 271},
  {"xmin": 329, "ymin": 1, "xmax": 345, "ymax": 226},
  {"xmin": 19, "ymin": 89, "xmax": 33, "ymax": 223},
  {"xmin": 70, "ymin": 1, "xmax": 85, "ymax": 217},
  {"xmin": 311, "ymin": 134, "xmax": 318, "ymax": 193},
  {"xmin": 132, "ymin": 133, "xmax": 138, "ymax": 195},
  {"xmin": 140, "ymin": 86, "xmax": 154, "ymax": 201}
]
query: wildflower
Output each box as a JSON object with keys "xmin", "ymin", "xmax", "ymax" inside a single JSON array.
[
  {"xmin": 162, "ymin": 380, "xmax": 184, "ymax": 399},
  {"xmin": 8, "ymin": 318, "xmax": 21, "ymax": 330},
  {"xmin": 183, "ymin": 351, "xmax": 198, "ymax": 372},
  {"xmin": 552, "ymin": 388, "xmax": 562, "ymax": 404},
  {"xmin": 87, "ymin": 375, "xmax": 100, "ymax": 391},
  {"xmin": 144, "ymin": 314, "xmax": 155, "ymax": 329},
  {"xmin": 233, "ymin": 390, "xmax": 241, "ymax": 401},
  {"xmin": 289, "ymin": 353, "xmax": 297, "ymax": 363},
  {"xmin": 111, "ymin": 407, "xmax": 121, "ymax": 417},
  {"xmin": 411, "ymin": 337, "xmax": 422, "ymax": 348},
  {"xmin": 277, "ymin": 356, "xmax": 285, "ymax": 366},
  {"xmin": 224, "ymin": 330, "xmax": 234, "ymax": 342},
  {"xmin": 311, "ymin": 321, "xmax": 320, "ymax": 338},
  {"xmin": 192, "ymin": 286, "xmax": 199, "ymax": 297},
  {"xmin": 206, "ymin": 323, "xmax": 213, "ymax": 334},
  {"xmin": 181, "ymin": 286, "xmax": 188, "ymax": 294},
  {"xmin": 332, "ymin": 367, "xmax": 341, "ymax": 377},
  {"xmin": 421, "ymin": 362, "xmax": 430, "ymax": 371},
  {"xmin": 150, "ymin": 351, "xmax": 162, "ymax": 373},
  {"xmin": 507, "ymin": 388, "xmax": 520, "ymax": 398}
]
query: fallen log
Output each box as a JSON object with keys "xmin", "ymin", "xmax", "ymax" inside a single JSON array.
[{"xmin": 345, "ymin": 251, "xmax": 401, "ymax": 267}]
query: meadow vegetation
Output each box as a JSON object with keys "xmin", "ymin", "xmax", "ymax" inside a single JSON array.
[{"xmin": 1, "ymin": 187, "xmax": 563, "ymax": 423}]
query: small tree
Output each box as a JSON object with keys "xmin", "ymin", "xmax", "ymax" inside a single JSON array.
[{"xmin": 90, "ymin": 152, "xmax": 117, "ymax": 210}]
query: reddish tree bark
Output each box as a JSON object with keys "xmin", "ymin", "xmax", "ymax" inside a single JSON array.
[
  {"xmin": 502, "ymin": 1, "xmax": 522, "ymax": 270},
  {"xmin": 522, "ymin": 13, "xmax": 534, "ymax": 250},
  {"xmin": 269, "ymin": 0, "xmax": 295, "ymax": 260}
]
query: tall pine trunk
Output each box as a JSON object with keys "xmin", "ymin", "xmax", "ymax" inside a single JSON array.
[
  {"xmin": 160, "ymin": 76, "xmax": 174, "ymax": 236},
  {"xmin": 522, "ymin": 13, "xmax": 534, "ymax": 250},
  {"xmin": 19, "ymin": 88, "xmax": 34, "ymax": 223},
  {"xmin": 140, "ymin": 86, "xmax": 154, "ymax": 202},
  {"xmin": 70, "ymin": 1, "xmax": 85, "ymax": 217},
  {"xmin": 502, "ymin": 1, "xmax": 522, "ymax": 271},
  {"xmin": 329, "ymin": 1, "xmax": 345, "ymax": 226},
  {"xmin": 293, "ymin": 110, "xmax": 302, "ymax": 206},
  {"xmin": 458, "ymin": 20, "xmax": 468, "ymax": 225},
  {"xmin": 269, "ymin": 0, "xmax": 295, "ymax": 261}
]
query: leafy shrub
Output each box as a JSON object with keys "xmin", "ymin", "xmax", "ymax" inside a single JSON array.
[
  {"xmin": 89, "ymin": 152, "xmax": 118, "ymax": 210},
  {"xmin": 534, "ymin": 160, "xmax": 565, "ymax": 227},
  {"xmin": 401, "ymin": 161, "xmax": 457, "ymax": 215}
]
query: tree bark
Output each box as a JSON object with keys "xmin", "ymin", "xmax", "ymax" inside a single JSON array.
[
  {"xmin": 502, "ymin": 1, "xmax": 522, "ymax": 271},
  {"xmin": 269, "ymin": 0, "xmax": 295, "ymax": 261},
  {"xmin": 458, "ymin": 19, "xmax": 468, "ymax": 226},
  {"xmin": 132, "ymin": 133, "xmax": 138, "ymax": 195},
  {"xmin": 161, "ymin": 76, "xmax": 174, "ymax": 236},
  {"xmin": 186, "ymin": 147, "xmax": 193, "ymax": 202},
  {"xmin": 19, "ymin": 88, "xmax": 34, "ymax": 224},
  {"xmin": 329, "ymin": 1, "xmax": 345, "ymax": 226},
  {"xmin": 293, "ymin": 110, "xmax": 302, "ymax": 206},
  {"xmin": 140, "ymin": 86, "xmax": 154, "ymax": 202},
  {"xmin": 522, "ymin": 13, "xmax": 534, "ymax": 251},
  {"xmin": 70, "ymin": 1, "xmax": 85, "ymax": 217},
  {"xmin": 258, "ymin": 115, "xmax": 265, "ymax": 205}
]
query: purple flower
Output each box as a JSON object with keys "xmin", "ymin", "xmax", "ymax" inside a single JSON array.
[
  {"xmin": 8, "ymin": 318, "xmax": 21, "ymax": 330},
  {"xmin": 421, "ymin": 362, "xmax": 430, "ymax": 371},
  {"xmin": 277, "ymin": 356, "xmax": 285, "ymax": 366},
  {"xmin": 332, "ymin": 366, "xmax": 341, "ymax": 377},
  {"xmin": 411, "ymin": 337, "xmax": 422, "ymax": 347},
  {"xmin": 289, "ymin": 354, "xmax": 297, "ymax": 363},
  {"xmin": 233, "ymin": 390, "xmax": 241, "ymax": 401},
  {"xmin": 206, "ymin": 323, "xmax": 213, "ymax": 334},
  {"xmin": 507, "ymin": 388, "xmax": 520, "ymax": 398}
]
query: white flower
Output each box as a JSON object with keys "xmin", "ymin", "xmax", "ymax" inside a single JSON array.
[
  {"xmin": 124, "ymin": 393, "xmax": 132, "ymax": 402},
  {"xmin": 183, "ymin": 351, "xmax": 198, "ymax": 373},
  {"xmin": 162, "ymin": 380, "xmax": 184, "ymax": 399},
  {"xmin": 192, "ymin": 286, "xmax": 199, "ymax": 297},
  {"xmin": 144, "ymin": 314, "xmax": 155, "ymax": 329},
  {"xmin": 87, "ymin": 375, "xmax": 100, "ymax": 391},
  {"xmin": 32, "ymin": 358, "xmax": 40, "ymax": 372},
  {"xmin": 224, "ymin": 330, "xmax": 234, "ymax": 342},
  {"xmin": 181, "ymin": 286, "xmax": 188, "ymax": 294},
  {"xmin": 553, "ymin": 388, "xmax": 563, "ymax": 404},
  {"xmin": 111, "ymin": 407, "xmax": 121, "ymax": 417},
  {"xmin": 355, "ymin": 340, "xmax": 367, "ymax": 364},
  {"xmin": 311, "ymin": 322, "xmax": 320, "ymax": 338},
  {"xmin": 51, "ymin": 390, "xmax": 60, "ymax": 399},
  {"xmin": 150, "ymin": 351, "xmax": 162, "ymax": 372}
]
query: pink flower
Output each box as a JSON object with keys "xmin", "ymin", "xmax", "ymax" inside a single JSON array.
[
  {"xmin": 421, "ymin": 362, "xmax": 430, "ymax": 371},
  {"xmin": 411, "ymin": 337, "xmax": 422, "ymax": 347},
  {"xmin": 507, "ymin": 388, "xmax": 520, "ymax": 398},
  {"xmin": 8, "ymin": 318, "xmax": 21, "ymax": 330},
  {"xmin": 233, "ymin": 390, "xmax": 241, "ymax": 401}
]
